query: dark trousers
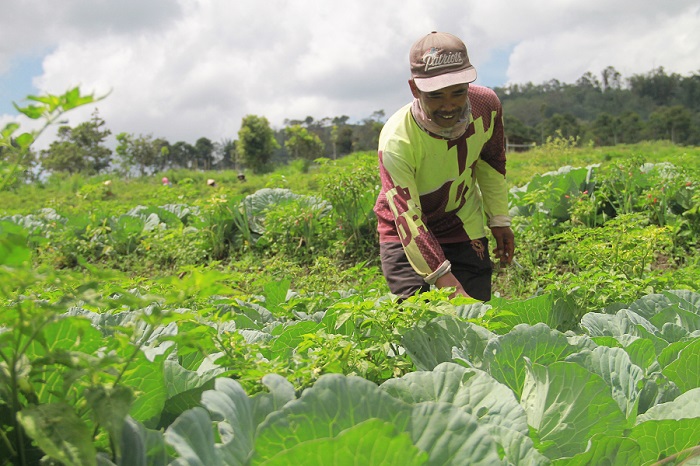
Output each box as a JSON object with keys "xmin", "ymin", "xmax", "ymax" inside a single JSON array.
[{"xmin": 380, "ymin": 239, "xmax": 493, "ymax": 301}]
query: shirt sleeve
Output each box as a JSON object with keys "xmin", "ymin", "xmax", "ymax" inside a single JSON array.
[
  {"xmin": 379, "ymin": 147, "xmax": 450, "ymax": 283},
  {"xmin": 474, "ymin": 98, "xmax": 510, "ymax": 222}
]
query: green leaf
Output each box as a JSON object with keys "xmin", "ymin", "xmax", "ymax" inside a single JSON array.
[
  {"xmin": 406, "ymin": 401, "xmax": 502, "ymax": 465},
  {"xmin": 1, "ymin": 121, "xmax": 20, "ymax": 138},
  {"xmin": 251, "ymin": 374, "xmax": 296, "ymax": 430},
  {"xmin": 263, "ymin": 279, "xmax": 291, "ymax": 313},
  {"xmin": 402, "ymin": 316, "xmax": 495, "ymax": 370},
  {"xmin": 15, "ymin": 131, "xmax": 35, "ymax": 150},
  {"xmin": 629, "ymin": 418, "xmax": 700, "ymax": 465},
  {"xmin": 637, "ymin": 372, "xmax": 682, "ymax": 415},
  {"xmin": 85, "ymin": 385, "xmax": 134, "ymax": 459},
  {"xmin": 662, "ymin": 338, "xmax": 700, "ymax": 392},
  {"xmin": 28, "ymin": 317, "xmax": 105, "ymax": 404},
  {"xmin": 622, "ymin": 337, "xmax": 657, "ymax": 373},
  {"xmin": 200, "ymin": 377, "xmax": 256, "ymax": 466},
  {"xmin": 580, "ymin": 309, "xmax": 669, "ymax": 352},
  {"xmin": 488, "ymin": 294, "xmax": 559, "ymax": 332},
  {"xmin": 565, "ymin": 346, "xmax": 645, "ymax": 421},
  {"xmin": 253, "ymin": 374, "xmax": 412, "ymax": 460},
  {"xmin": 252, "ymin": 373, "xmax": 503, "ymax": 465},
  {"xmin": 254, "ymin": 418, "xmax": 428, "ymax": 466},
  {"xmin": 18, "ymin": 402, "xmax": 97, "ymax": 466},
  {"xmin": 637, "ymin": 387, "xmax": 700, "ymax": 423},
  {"xmin": 120, "ymin": 350, "xmax": 168, "ymax": 425},
  {"xmin": 382, "ymin": 362, "xmax": 546, "ymax": 465},
  {"xmin": 163, "ymin": 356, "xmax": 225, "ymax": 398},
  {"xmin": 521, "ymin": 360, "xmax": 628, "ymax": 459},
  {"xmin": 270, "ymin": 321, "xmax": 323, "ymax": 358},
  {"xmin": 164, "ymin": 407, "xmax": 223, "ymax": 466},
  {"xmin": 483, "ymin": 323, "xmax": 581, "ymax": 398},
  {"xmin": 13, "ymin": 102, "xmax": 45, "ymax": 119},
  {"xmin": 0, "ymin": 220, "xmax": 31, "ymax": 266},
  {"xmin": 550, "ymin": 433, "xmax": 641, "ymax": 466},
  {"xmin": 113, "ymin": 417, "xmax": 170, "ymax": 466}
]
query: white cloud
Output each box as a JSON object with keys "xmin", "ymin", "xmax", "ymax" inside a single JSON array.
[{"xmin": 1, "ymin": 0, "xmax": 699, "ymax": 149}]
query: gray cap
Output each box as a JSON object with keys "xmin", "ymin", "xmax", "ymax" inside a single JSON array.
[{"xmin": 410, "ymin": 31, "xmax": 477, "ymax": 92}]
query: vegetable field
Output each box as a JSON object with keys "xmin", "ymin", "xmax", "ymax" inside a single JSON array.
[{"xmin": 1, "ymin": 99, "xmax": 700, "ymax": 465}]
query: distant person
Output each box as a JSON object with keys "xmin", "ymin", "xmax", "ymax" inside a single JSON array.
[
  {"xmin": 162, "ymin": 177, "xmax": 171, "ymax": 187},
  {"xmin": 374, "ymin": 31, "xmax": 515, "ymax": 301},
  {"xmin": 237, "ymin": 172, "xmax": 247, "ymax": 182},
  {"xmin": 207, "ymin": 178, "xmax": 217, "ymax": 187}
]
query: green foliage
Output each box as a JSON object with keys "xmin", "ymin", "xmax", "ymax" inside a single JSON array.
[
  {"xmin": 262, "ymin": 196, "xmax": 335, "ymax": 260},
  {"xmin": 318, "ymin": 152, "xmax": 380, "ymax": 259},
  {"xmin": 115, "ymin": 132, "xmax": 168, "ymax": 177},
  {"xmin": 283, "ymin": 125, "xmax": 325, "ymax": 171},
  {"xmin": 41, "ymin": 110, "xmax": 112, "ymax": 175},
  {"xmin": 1, "ymin": 87, "xmax": 106, "ymax": 191},
  {"xmin": 497, "ymin": 66, "xmax": 700, "ymax": 146},
  {"xmin": 238, "ymin": 115, "xmax": 280, "ymax": 174}
]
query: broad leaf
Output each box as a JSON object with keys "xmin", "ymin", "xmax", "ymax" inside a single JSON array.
[
  {"xmin": 251, "ymin": 374, "xmax": 296, "ymax": 428},
  {"xmin": 0, "ymin": 220, "xmax": 31, "ymax": 266},
  {"xmin": 120, "ymin": 350, "xmax": 168, "ymax": 425},
  {"xmin": 483, "ymin": 323, "xmax": 581, "ymax": 398},
  {"xmin": 637, "ymin": 387, "xmax": 700, "ymax": 423},
  {"xmin": 382, "ymin": 362, "xmax": 544, "ymax": 465},
  {"xmin": 550, "ymin": 433, "xmax": 641, "ymax": 466},
  {"xmin": 521, "ymin": 360, "xmax": 627, "ymax": 459},
  {"xmin": 487, "ymin": 294, "xmax": 558, "ymax": 332},
  {"xmin": 402, "ymin": 316, "xmax": 495, "ymax": 370},
  {"xmin": 253, "ymin": 418, "xmax": 427, "ymax": 466},
  {"xmin": 628, "ymin": 418, "xmax": 700, "ymax": 465},
  {"xmin": 253, "ymin": 374, "xmax": 411, "ymax": 459},
  {"xmin": 201, "ymin": 377, "xmax": 256, "ymax": 466},
  {"xmin": 18, "ymin": 402, "xmax": 97, "ymax": 466},
  {"xmin": 580, "ymin": 309, "xmax": 669, "ymax": 352},
  {"xmin": 84, "ymin": 385, "xmax": 134, "ymax": 460},
  {"xmin": 407, "ymin": 401, "xmax": 502, "ymax": 465},
  {"xmin": 565, "ymin": 346, "xmax": 645, "ymax": 420},
  {"xmin": 662, "ymin": 338, "xmax": 700, "ymax": 392},
  {"xmin": 165, "ymin": 407, "xmax": 222, "ymax": 466}
]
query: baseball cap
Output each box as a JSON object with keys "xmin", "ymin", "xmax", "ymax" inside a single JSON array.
[{"xmin": 410, "ymin": 31, "xmax": 477, "ymax": 92}]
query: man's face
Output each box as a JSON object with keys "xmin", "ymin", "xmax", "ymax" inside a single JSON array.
[{"xmin": 410, "ymin": 81, "xmax": 470, "ymax": 129}]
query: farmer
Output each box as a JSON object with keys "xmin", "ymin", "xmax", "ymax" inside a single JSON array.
[{"xmin": 374, "ymin": 31, "xmax": 515, "ymax": 301}]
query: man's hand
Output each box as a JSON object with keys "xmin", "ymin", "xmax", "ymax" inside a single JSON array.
[
  {"xmin": 435, "ymin": 272, "xmax": 470, "ymax": 298},
  {"xmin": 490, "ymin": 226, "xmax": 515, "ymax": 265}
]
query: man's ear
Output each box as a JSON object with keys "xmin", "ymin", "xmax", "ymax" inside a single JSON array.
[{"xmin": 408, "ymin": 79, "xmax": 421, "ymax": 99}]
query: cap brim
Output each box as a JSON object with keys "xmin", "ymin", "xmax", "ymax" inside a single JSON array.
[{"xmin": 413, "ymin": 67, "xmax": 477, "ymax": 92}]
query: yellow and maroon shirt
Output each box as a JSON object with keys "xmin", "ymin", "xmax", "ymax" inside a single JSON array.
[{"xmin": 374, "ymin": 85, "xmax": 508, "ymax": 283}]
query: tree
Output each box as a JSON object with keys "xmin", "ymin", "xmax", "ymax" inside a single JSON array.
[
  {"xmin": 537, "ymin": 113, "xmax": 582, "ymax": 142},
  {"xmin": 331, "ymin": 124, "xmax": 354, "ymax": 158},
  {"xmin": 503, "ymin": 114, "xmax": 537, "ymax": 146},
  {"xmin": 238, "ymin": 115, "xmax": 279, "ymax": 174},
  {"xmin": 169, "ymin": 141, "xmax": 196, "ymax": 169},
  {"xmin": 353, "ymin": 110, "xmax": 385, "ymax": 151},
  {"xmin": 215, "ymin": 138, "xmax": 237, "ymax": 170},
  {"xmin": 590, "ymin": 112, "xmax": 621, "ymax": 146},
  {"xmin": 601, "ymin": 66, "xmax": 622, "ymax": 91},
  {"xmin": 115, "ymin": 133, "xmax": 166, "ymax": 176},
  {"xmin": 646, "ymin": 105, "xmax": 693, "ymax": 144},
  {"xmin": 41, "ymin": 110, "xmax": 112, "ymax": 175},
  {"xmin": 194, "ymin": 137, "xmax": 215, "ymax": 170},
  {"xmin": 618, "ymin": 111, "xmax": 644, "ymax": 144},
  {"xmin": 284, "ymin": 125, "xmax": 325, "ymax": 170}
]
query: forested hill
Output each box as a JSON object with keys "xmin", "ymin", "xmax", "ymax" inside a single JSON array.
[{"xmin": 496, "ymin": 66, "xmax": 700, "ymax": 146}]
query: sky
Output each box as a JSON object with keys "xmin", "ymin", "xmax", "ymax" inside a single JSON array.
[{"xmin": 1, "ymin": 0, "xmax": 699, "ymax": 150}]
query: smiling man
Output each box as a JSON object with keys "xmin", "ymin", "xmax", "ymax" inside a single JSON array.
[{"xmin": 374, "ymin": 31, "xmax": 515, "ymax": 300}]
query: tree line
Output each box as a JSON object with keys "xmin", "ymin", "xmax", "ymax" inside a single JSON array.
[
  {"xmin": 2, "ymin": 66, "xmax": 699, "ymax": 183},
  {"xmin": 498, "ymin": 66, "xmax": 700, "ymax": 146},
  {"xmin": 0, "ymin": 109, "xmax": 385, "ymax": 182}
]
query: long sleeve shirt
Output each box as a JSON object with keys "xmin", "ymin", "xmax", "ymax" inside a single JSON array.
[{"xmin": 373, "ymin": 85, "xmax": 508, "ymax": 283}]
